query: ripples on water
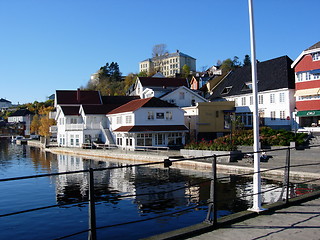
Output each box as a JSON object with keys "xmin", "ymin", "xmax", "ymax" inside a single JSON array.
[{"xmin": 0, "ymin": 138, "xmax": 317, "ymax": 239}]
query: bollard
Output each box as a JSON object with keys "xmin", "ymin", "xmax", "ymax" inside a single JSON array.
[
  {"xmin": 205, "ymin": 155, "xmax": 217, "ymax": 225},
  {"xmin": 285, "ymin": 147, "xmax": 291, "ymax": 204}
]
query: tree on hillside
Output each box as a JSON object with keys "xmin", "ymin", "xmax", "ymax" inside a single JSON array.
[
  {"xmin": 182, "ymin": 64, "xmax": 191, "ymax": 78},
  {"xmin": 124, "ymin": 73, "xmax": 137, "ymax": 92},
  {"xmin": 39, "ymin": 116, "xmax": 55, "ymax": 137},
  {"xmin": 152, "ymin": 44, "xmax": 168, "ymax": 57},
  {"xmin": 220, "ymin": 56, "xmax": 242, "ymax": 71},
  {"xmin": 30, "ymin": 114, "xmax": 41, "ymax": 135},
  {"xmin": 85, "ymin": 61, "xmax": 125, "ymax": 96},
  {"xmin": 243, "ymin": 54, "xmax": 251, "ymax": 66}
]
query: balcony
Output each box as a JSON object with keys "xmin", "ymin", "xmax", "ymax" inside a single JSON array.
[{"xmin": 65, "ymin": 124, "xmax": 84, "ymax": 131}]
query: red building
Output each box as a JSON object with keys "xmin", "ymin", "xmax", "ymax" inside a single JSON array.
[{"xmin": 292, "ymin": 41, "xmax": 320, "ymax": 131}]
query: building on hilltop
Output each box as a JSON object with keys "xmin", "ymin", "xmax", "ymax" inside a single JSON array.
[
  {"xmin": 139, "ymin": 50, "xmax": 196, "ymax": 77},
  {"xmin": 291, "ymin": 41, "xmax": 320, "ymax": 132}
]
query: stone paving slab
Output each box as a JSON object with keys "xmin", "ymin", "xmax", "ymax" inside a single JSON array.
[{"xmin": 188, "ymin": 197, "xmax": 320, "ymax": 240}]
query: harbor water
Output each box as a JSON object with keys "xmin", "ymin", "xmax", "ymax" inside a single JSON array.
[{"xmin": 0, "ymin": 138, "xmax": 316, "ymax": 239}]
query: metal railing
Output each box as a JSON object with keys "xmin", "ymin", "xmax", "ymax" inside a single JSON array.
[{"xmin": 1, "ymin": 144, "xmax": 320, "ymax": 239}]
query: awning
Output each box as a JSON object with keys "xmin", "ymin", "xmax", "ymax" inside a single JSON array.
[
  {"xmin": 297, "ymin": 110, "xmax": 320, "ymax": 117},
  {"xmin": 310, "ymin": 69, "xmax": 320, "ymax": 74},
  {"xmin": 294, "ymin": 88, "xmax": 320, "ymax": 97}
]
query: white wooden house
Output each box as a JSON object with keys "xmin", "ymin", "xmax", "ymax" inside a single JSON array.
[
  {"xmin": 209, "ymin": 56, "xmax": 296, "ymax": 130},
  {"xmin": 107, "ymin": 97, "xmax": 188, "ymax": 150}
]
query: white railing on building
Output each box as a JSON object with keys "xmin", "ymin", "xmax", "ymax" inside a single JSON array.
[{"xmin": 65, "ymin": 124, "xmax": 84, "ymax": 131}]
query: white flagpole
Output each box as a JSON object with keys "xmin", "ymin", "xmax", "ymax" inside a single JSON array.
[{"xmin": 248, "ymin": 0, "xmax": 264, "ymax": 212}]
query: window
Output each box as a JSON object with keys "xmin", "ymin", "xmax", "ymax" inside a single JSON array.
[
  {"xmin": 125, "ymin": 115, "xmax": 132, "ymax": 124},
  {"xmin": 75, "ymin": 135, "xmax": 80, "ymax": 146},
  {"xmin": 250, "ymin": 96, "xmax": 253, "ymax": 105},
  {"xmin": 191, "ymin": 99, "xmax": 196, "ymax": 106},
  {"xmin": 117, "ymin": 134, "xmax": 122, "ymax": 146},
  {"xmin": 179, "ymin": 92, "xmax": 185, "ymax": 99},
  {"xmin": 70, "ymin": 118, "xmax": 77, "ymax": 124},
  {"xmin": 306, "ymin": 72, "xmax": 311, "ymax": 80},
  {"xmin": 297, "ymin": 73, "xmax": 302, "ymax": 82},
  {"xmin": 221, "ymin": 86, "xmax": 232, "ymax": 95},
  {"xmin": 70, "ymin": 135, "xmax": 74, "ymax": 146},
  {"xmin": 241, "ymin": 97, "xmax": 246, "ymax": 106},
  {"xmin": 116, "ymin": 116, "xmax": 122, "ymax": 124},
  {"xmin": 280, "ymin": 111, "xmax": 285, "ymax": 120},
  {"xmin": 165, "ymin": 111, "xmax": 172, "ymax": 120},
  {"xmin": 147, "ymin": 112, "xmax": 154, "ymax": 120},
  {"xmin": 155, "ymin": 133, "xmax": 164, "ymax": 145},
  {"xmin": 270, "ymin": 94, "xmax": 275, "ymax": 103},
  {"xmin": 156, "ymin": 112, "xmax": 164, "ymax": 119},
  {"xmin": 258, "ymin": 95, "xmax": 263, "ymax": 104},
  {"xmin": 248, "ymin": 115, "xmax": 253, "ymax": 125},
  {"xmin": 137, "ymin": 133, "xmax": 152, "ymax": 146},
  {"xmin": 279, "ymin": 93, "xmax": 285, "ymax": 103},
  {"xmin": 241, "ymin": 82, "xmax": 252, "ymax": 91},
  {"xmin": 270, "ymin": 111, "xmax": 276, "ymax": 120},
  {"xmin": 168, "ymin": 133, "xmax": 182, "ymax": 145}
]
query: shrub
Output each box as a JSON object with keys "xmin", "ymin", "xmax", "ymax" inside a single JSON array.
[{"xmin": 185, "ymin": 127, "xmax": 309, "ymax": 150}]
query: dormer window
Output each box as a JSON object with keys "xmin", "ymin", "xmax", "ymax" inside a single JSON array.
[
  {"xmin": 312, "ymin": 52, "xmax": 320, "ymax": 61},
  {"xmin": 221, "ymin": 86, "xmax": 232, "ymax": 95},
  {"xmin": 241, "ymin": 82, "xmax": 252, "ymax": 91}
]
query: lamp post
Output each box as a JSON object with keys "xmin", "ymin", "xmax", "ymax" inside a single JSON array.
[{"xmin": 248, "ymin": 0, "xmax": 264, "ymax": 212}]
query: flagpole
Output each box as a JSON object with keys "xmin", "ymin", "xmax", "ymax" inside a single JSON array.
[{"xmin": 248, "ymin": 0, "xmax": 264, "ymax": 212}]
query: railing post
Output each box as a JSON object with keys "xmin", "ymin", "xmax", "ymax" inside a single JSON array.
[
  {"xmin": 88, "ymin": 168, "xmax": 97, "ymax": 240},
  {"xmin": 285, "ymin": 147, "xmax": 291, "ymax": 204},
  {"xmin": 205, "ymin": 155, "xmax": 217, "ymax": 225}
]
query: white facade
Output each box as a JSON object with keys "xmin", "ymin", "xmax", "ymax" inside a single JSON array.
[
  {"xmin": 226, "ymin": 88, "xmax": 295, "ymax": 130},
  {"xmin": 107, "ymin": 106, "xmax": 187, "ymax": 150},
  {"xmin": 160, "ymin": 86, "xmax": 208, "ymax": 107},
  {"xmin": 56, "ymin": 106, "xmax": 107, "ymax": 147}
]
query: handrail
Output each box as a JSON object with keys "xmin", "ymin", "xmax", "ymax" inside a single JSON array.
[{"xmin": 1, "ymin": 144, "xmax": 320, "ymax": 239}]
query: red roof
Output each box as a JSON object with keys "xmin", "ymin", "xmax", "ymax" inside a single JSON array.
[
  {"xmin": 56, "ymin": 90, "xmax": 102, "ymax": 105},
  {"xmin": 113, "ymin": 125, "xmax": 188, "ymax": 132},
  {"xmin": 138, "ymin": 77, "xmax": 188, "ymax": 87},
  {"xmin": 107, "ymin": 97, "xmax": 176, "ymax": 114}
]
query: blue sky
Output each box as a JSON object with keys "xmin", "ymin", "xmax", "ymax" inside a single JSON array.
[{"xmin": 1, "ymin": 0, "xmax": 319, "ymax": 104}]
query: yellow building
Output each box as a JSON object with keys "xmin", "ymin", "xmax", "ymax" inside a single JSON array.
[{"xmin": 183, "ymin": 101, "xmax": 235, "ymax": 141}]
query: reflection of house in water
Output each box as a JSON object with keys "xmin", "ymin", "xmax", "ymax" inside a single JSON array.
[
  {"xmin": 133, "ymin": 168, "xmax": 193, "ymax": 212},
  {"xmin": 54, "ymin": 154, "xmax": 137, "ymax": 204},
  {"xmin": 237, "ymin": 182, "xmax": 293, "ymax": 204}
]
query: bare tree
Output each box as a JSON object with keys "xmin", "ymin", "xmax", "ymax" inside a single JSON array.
[{"xmin": 152, "ymin": 44, "xmax": 168, "ymax": 57}]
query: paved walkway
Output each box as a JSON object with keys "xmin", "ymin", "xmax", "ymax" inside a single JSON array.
[{"xmin": 188, "ymin": 196, "xmax": 320, "ymax": 240}]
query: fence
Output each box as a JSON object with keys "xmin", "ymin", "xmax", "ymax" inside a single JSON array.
[{"xmin": 1, "ymin": 145, "xmax": 320, "ymax": 239}]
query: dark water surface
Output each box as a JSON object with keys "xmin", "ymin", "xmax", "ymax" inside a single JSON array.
[{"xmin": 0, "ymin": 138, "xmax": 316, "ymax": 240}]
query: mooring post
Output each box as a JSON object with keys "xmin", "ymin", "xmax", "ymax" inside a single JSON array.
[
  {"xmin": 285, "ymin": 147, "xmax": 291, "ymax": 204},
  {"xmin": 88, "ymin": 168, "xmax": 97, "ymax": 240},
  {"xmin": 205, "ymin": 155, "xmax": 217, "ymax": 224}
]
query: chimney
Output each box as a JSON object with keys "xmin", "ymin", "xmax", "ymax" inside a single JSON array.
[{"xmin": 77, "ymin": 88, "xmax": 81, "ymax": 103}]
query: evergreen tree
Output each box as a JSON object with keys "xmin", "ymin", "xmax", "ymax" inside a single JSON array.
[{"xmin": 243, "ymin": 54, "xmax": 251, "ymax": 66}]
